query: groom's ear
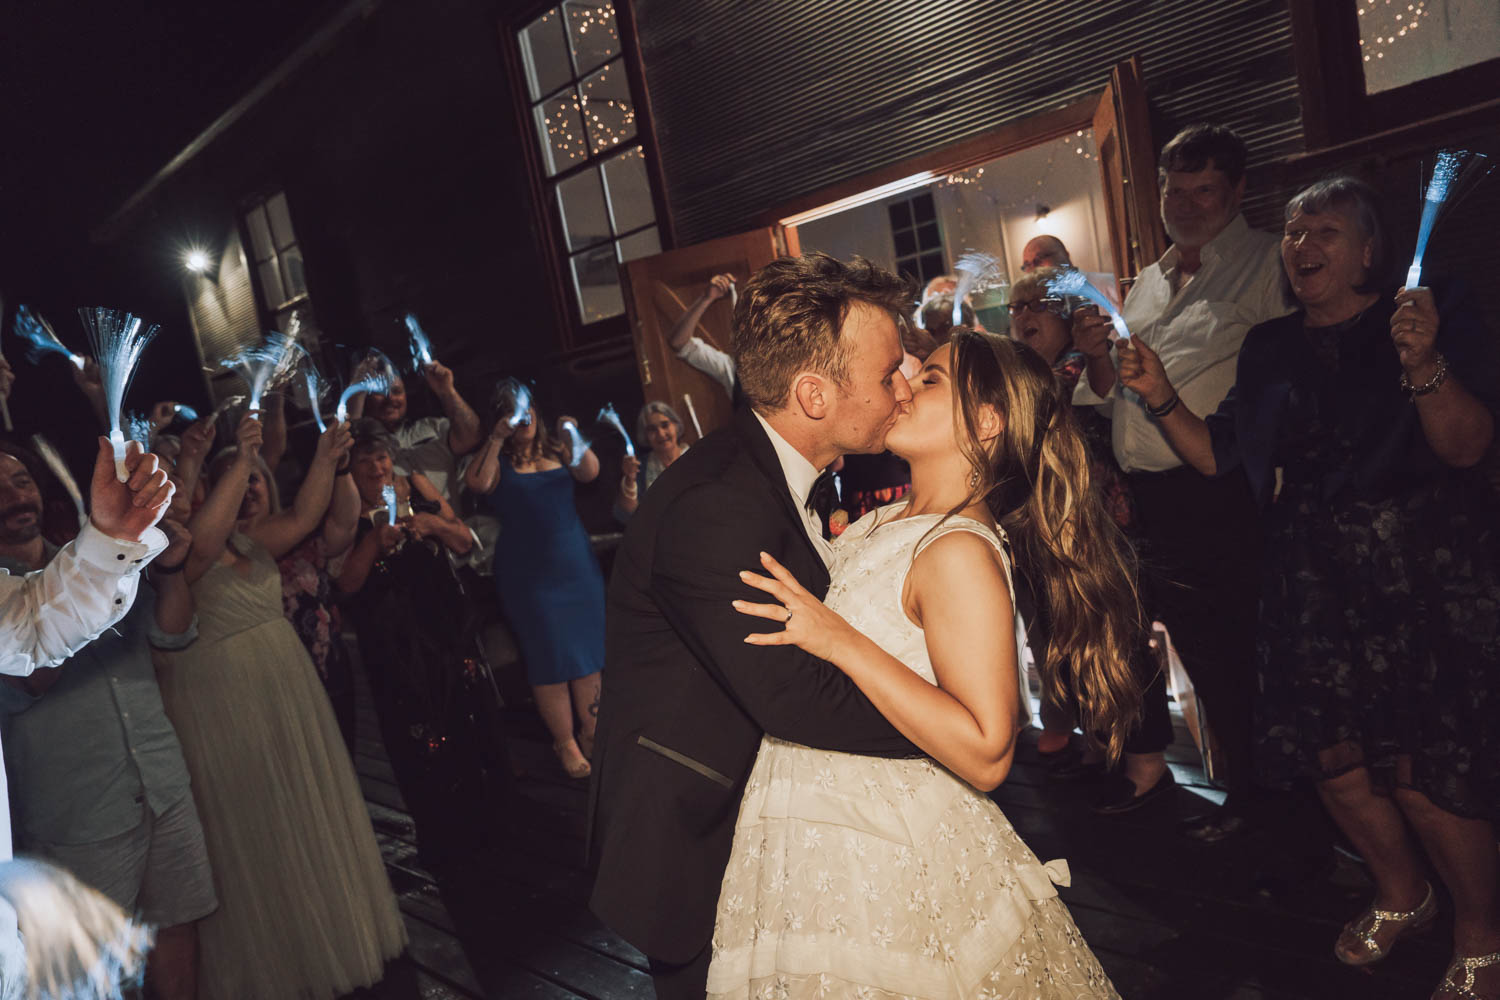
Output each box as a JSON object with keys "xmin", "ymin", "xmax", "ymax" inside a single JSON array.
[{"xmin": 792, "ymin": 373, "xmax": 830, "ymax": 420}]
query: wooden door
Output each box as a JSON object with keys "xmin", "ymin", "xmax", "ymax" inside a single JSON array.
[
  {"xmin": 1093, "ymin": 57, "xmax": 1169, "ymax": 297},
  {"xmin": 620, "ymin": 226, "xmax": 795, "ymax": 443}
]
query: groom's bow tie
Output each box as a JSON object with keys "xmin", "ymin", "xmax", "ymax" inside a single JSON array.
[{"xmin": 806, "ymin": 468, "xmax": 838, "ymax": 541}]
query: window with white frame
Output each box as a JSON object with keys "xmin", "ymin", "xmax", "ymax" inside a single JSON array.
[
  {"xmin": 888, "ymin": 191, "xmax": 947, "ymax": 287},
  {"xmin": 518, "ymin": 2, "xmax": 660, "ymax": 327},
  {"xmin": 242, "ymin": 191, "xmax": 309, "ymax": 333}
]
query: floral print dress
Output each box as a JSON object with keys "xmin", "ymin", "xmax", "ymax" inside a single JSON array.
[{"xmin": 1252, "ymin": 303, "xmax": 1500, "ymax": 821}]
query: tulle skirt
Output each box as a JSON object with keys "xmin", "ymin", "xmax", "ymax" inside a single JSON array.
[{"xmin": 157, "ymin": 619, "xmax": 406, "ymax": 999}]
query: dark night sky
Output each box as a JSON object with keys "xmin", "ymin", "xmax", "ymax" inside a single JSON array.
[{"xmin": 0, "ymin": 0, "xmax": 347, "ymax": 288}]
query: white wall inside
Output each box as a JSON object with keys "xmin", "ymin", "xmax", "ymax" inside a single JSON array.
[{"xmin": 790, "ymin": 129, "xmax": 1115, "ymax": 291}]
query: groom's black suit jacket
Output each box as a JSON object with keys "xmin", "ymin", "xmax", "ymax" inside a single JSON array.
[{"xmin": 588, "ymin": 405, "xmax": 919, "ymax": 963}]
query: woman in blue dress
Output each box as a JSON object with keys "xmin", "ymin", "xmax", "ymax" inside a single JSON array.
[{"xmin": 466, "ymin": 382, "xmax": 605, "ymax": 779}]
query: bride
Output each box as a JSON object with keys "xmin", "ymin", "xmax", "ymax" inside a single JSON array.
[{"xmin": 707, "ymin": 329, "xmax": 1142, "ymax": 999}]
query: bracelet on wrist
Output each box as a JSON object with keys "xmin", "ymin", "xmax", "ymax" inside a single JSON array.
[
  {"xmin": 150, "ymin": 559, "xmax": 187, "ymax": 576},
  {"xmin": 1146, "ymin": 392, "xmax": 1181, "ymax": 419},
  {"xmin": 1399, "ymin": 353, "xmax": 1448, "ymax": 398}
]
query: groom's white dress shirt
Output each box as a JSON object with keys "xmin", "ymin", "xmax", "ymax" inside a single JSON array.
[
  {"xmin": 0, "ymin": 520, "xmax": 165, "ymax": 858},
  {"xmin": 752, "ymin": 411, "xmax": 834, "ymax": 567}
]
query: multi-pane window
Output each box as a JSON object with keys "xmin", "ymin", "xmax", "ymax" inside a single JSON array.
[
  {"xmin": 889, "ymin": 191, "xmax": 946, "ymax": 286},
  {"xmin": 519, "ymin": 2, "xmax": 660, "ymax": 327},
  {"xmin": 243, "ymin": 191, "xmax": 308, "ymax": 333}
]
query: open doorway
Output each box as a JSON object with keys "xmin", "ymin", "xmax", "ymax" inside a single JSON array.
[
  {"xmin": 789, "ymin": 128, "xmax": 1116, "ymax": 333},
  {"xmin": 621, "ymin": 58, "xmax": 1166, "ymax": 440}
]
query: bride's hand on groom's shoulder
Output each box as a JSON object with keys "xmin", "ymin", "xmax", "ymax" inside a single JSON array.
[{"xmin": 734, "ymin": 551, "xmax": 853, "ymax": 663}]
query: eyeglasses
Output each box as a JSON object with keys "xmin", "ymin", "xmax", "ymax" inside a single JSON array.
[{"xmin": 1007, "ymin": 297, "xmax": 1065, "ymax": 316}]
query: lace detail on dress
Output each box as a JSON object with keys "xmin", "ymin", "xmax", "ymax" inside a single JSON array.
[{"xmin": 705, "ymin": 506, "xmax": 1117, "ymax": 1000}]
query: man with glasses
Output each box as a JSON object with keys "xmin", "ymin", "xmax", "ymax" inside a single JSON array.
[{"xmin": 1071, "ymin": 124, "xmax": 1292, "ymax": 836}]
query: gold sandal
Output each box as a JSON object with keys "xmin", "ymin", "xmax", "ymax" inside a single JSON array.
[
  {"xmin": 1335, "ymin": 882, "xmax": 1437, "ymax": 966},
  {"xmin": 1437, "ymin": 950, "xmax": 1500, "ymax": 999}
]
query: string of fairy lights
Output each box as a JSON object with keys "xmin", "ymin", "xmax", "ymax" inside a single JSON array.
[
  {"xmin": 941, "ymin": 130, "xmax": 1097, "ymax": 198},
  {"xmin": 531, "ymin": 3, "xmax": 638, "ymax": 169},
  {"xmin": 1357, "ymin": 0, "xmax": 1430, "ymax": 63}
]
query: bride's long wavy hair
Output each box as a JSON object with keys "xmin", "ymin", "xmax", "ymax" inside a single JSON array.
[{"xmin": 945, "ymin": 327, "xmax": 1144, "ymax": 764}]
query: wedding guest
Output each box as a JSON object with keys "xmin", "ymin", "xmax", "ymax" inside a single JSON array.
[
  {"xmin": 666, "ymin": 275, "xmax": 737, "ymax": 398},
  {"xmin": 1119, "ymin": 176, "xmax": 1499, "ymax": 996},
  {"xmin": 157, "ymin": 414, "xmax": 406, "ymax": 998},
  {"xmin": 1073, "ymin": 123, "xmax": 1293, "ymax": 825},
  {"xmin": 338, "ymin": 419, "xmax": 512, "ymax": 865},
  {"xmin": 0, "ymin": 447, "xmax": 214, "ymax": 1000},
  {"xmin": 276, "ymin": 430, "xmax": 363, "ymax": 752},
  {"xmin": 466, "ymin": 386, "xmax": 604, "ymax": 779},
  {"xmin": 614, "ymin": 401, "xmax": 688, "ymax": 521}
]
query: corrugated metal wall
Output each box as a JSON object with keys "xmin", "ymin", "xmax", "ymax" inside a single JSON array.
[
  {"xmin": 635, "ymin": 0, "xmax": 1303, "ymax": 246},
  {"xmin": 184, "ymin": 226, "xmax": 263, "ymax": 399}
]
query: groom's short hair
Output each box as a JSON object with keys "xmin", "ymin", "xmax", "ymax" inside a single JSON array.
[{"xmin": 731, "ymin": 253, "xmax": 913, "ymax": 411}]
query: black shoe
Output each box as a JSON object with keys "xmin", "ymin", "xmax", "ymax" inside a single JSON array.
[
  {"xmin": 1180, "ymin": 809, "xmax": 1249, "ymax": 843},
  {"xmin": 1093, "ymin": 769, "xmax": 1176, "ymax": 815},
  {"xmin": 1048, "ymin": 748, "xmax": 1108, "ymax": 783}
]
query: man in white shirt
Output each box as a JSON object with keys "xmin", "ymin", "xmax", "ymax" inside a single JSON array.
[
  {"xmin": 667, "ymin": 274, "xmax": 738, "ymax": 399},
  {"xmin": 1073, "ymin": 124, "xmax": 1292, "ymax": 832},
  {"xmin": 0, "ymin": 434, "xmax": 171, "ymax": 992},
  {"xmin": 0, "ymin": 437, "xmax": 172, "ymax": 680}
]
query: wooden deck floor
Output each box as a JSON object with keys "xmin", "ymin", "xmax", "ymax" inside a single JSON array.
[{"xmin": 351, "ymin": 689, "xmax": 1454, "ymax": 1000}]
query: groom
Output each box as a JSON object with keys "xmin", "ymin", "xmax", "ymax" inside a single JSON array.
[{"xmin": 589, "ymin": 253, "xmax": 921, "ymax": 998}]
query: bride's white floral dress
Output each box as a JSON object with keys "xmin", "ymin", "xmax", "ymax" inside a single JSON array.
[{"xmin": 705, "ymin": 506, "xmax": 1119, "ymax": 1000}]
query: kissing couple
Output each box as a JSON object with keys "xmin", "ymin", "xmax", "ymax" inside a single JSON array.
[{"xmin": 590, "ymin": 253, "xmax": 1141, "ymax": 999}]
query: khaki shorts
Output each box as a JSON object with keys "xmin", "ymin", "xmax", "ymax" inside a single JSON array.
[{"xmin": 31, "ymin": 795, "xmax": 218, "ymax": 928}]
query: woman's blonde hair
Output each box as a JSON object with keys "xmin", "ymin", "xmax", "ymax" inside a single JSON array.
[
  {"xmin": 208, "ymin": 447, "xmax": 281, "ymax": 514},
  {"xmin": 946, "ymin": 327, "xmax": 1143, "ymax": 764}
]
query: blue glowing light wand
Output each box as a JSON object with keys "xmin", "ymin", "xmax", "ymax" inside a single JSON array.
[
  {"xmin": 126, "ymin": 411, "xmax": 154, "ymax": 449},
  {"xmin": 559, "ymin": 419, "xmax": 591, "ymax": 467},
  {"xmin": 596, "ymin": 403, "xmax": 635, "ymax": 458},
  {"xmin": 302, "ymin": 368, "xmax": 329, "ymax": 433},
  {"xmin": 1406, "ymin": 149, "xmax": 1493, "ymax": 289},
  {"xmin": 952, "ymin": 252, "xmax": 1002, "ymax": 327},
  {"xmin": 493, "ymin": 377, "xmax": 534, "ymax": 428},
  {"xmin": 225, "ymin": 331, "xmax": 305, "ymax": 419},
  {"xmin": 79, "ymin": 308, "xmax": 159, "ymax": 481},
  {"xmin": 14, "ymin": 305, "xmax": 86, "ymax": 370},
  {"xmin": 382, "ymin": 483, "xmax": 398, "ymax": 526},
  {"xmin": 1046, "ymin": 268, "xmax": 1131, "ymax": 341},
  {"xmin": 404, "ymin": 313, "xmax": 436, "ymax": 370},
  {"xmin": 336, "ymin": 369, "xmax": 392, "ymax": 424},
  {"xmin": 174, "ymin": 403, "xmax": 199, "ymax": 422}
]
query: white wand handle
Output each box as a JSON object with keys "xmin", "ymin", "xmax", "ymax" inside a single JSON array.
[{"xmin": 109, "ymin": 429, "xmax": 129, "ymax": 482}]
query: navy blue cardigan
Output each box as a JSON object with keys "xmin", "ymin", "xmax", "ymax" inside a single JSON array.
[{"xmin": 1204, "ymin": 281, "xmax": 1499, "ymax": 510}]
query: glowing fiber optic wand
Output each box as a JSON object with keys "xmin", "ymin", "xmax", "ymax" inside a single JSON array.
[
  {"xmin": 1046, "ymin": 268, "xmax": 1131, "ymax": 341},
  {"xmin": 226, "ymin": 332, "xmax": 304, "ymax": 419},
  {"xmin": 382, "ymin": 483, "xmax": 398, "ymax": 526},
  {"xmin": 14, "ymin": 305, "xmax": 86, "ymax": 370},
  {"xmin": 596, "ymin": 403, "xmax": 635, "ymax": 457},
  {"xmin": 501, "ymin": 380, "xmax": 533, "ymax": 428},
  {"xmin": 79, "ymin": 308, "xmax": 159, "ymax": 481},
  {"xmin": 303, "ymin": 369, "xmax": 328, "ymax": 432},
  {"xmin": 559, "ymin": 418, "xmax": 591, "ymax": 467},
  {"xmin": 405, "ymin": 313, "xmax": 436, "ymax": 369},
  {"xmin": 952, "ymin": 251, "xmax": 1001, "ymax": 327},
  {"xmin": 336, "ymin": 370, "xmax": 393, "ymax": 424},
  {"xmin": 1406, "ymin": 149, "xmax": 1493, "ymax": 289}
]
